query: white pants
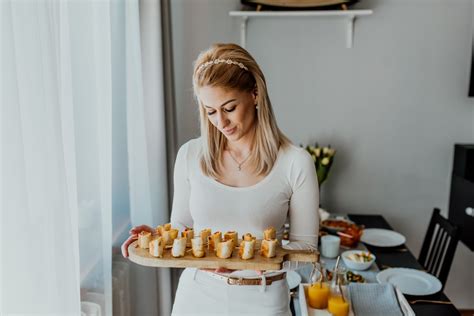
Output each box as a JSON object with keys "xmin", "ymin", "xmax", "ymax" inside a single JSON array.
[{"xmin": 171, "ymin": 268, "xmax": 291, "ymax": 316}]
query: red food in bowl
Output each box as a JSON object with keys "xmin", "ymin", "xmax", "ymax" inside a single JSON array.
[{"xmin": 338, "ymin": 225, "xmax": 363, "ymax": 248}]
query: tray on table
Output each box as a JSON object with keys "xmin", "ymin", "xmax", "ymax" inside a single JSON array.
[
  {"xmin": 298, "ymin": 283, "xmax": 354, "ymax": 316},
  {"xmin": 128, "ymin": 239, "xmax": 319, "ymax": 270},
  {"xmin": 298, "ymin": 283, "xmax": 415, "ymax": 316}
]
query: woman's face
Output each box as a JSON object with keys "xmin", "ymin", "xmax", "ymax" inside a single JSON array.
[{"xmin": 197, "ymin": 85, "xmax": 257, "ymax": 143}]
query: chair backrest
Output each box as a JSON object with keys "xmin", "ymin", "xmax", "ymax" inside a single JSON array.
[{"xmin": 418, "ymin": 208, "xmax": 459, "ymax": 289}]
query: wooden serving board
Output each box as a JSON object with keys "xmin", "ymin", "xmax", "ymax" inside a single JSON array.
[{"xmin": 128, "ymin": 240, "xmax": 319, "ymax": 270}]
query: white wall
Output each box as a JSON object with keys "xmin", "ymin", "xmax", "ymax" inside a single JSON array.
[
  {"xmin": 171, "ymin": 0, "xmax": 241, "ymax": 144},
  {"xmin": 172, "ymin": 0, "xmax": 474, "ymax": 308}
]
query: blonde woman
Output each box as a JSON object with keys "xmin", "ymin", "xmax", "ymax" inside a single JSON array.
[{"xmin": 122, "ymin": 43, "xmax": 319, "ymax": 315}]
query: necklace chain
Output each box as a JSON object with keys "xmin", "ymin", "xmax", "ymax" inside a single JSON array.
[{"xmin": 227, "ymin": 150, "xmax": 251, "ymax": 171}]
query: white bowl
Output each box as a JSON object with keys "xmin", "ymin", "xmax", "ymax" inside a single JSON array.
[{"xmin": 342, "ymin": 250, "xmax": 376, "ymax": 271}]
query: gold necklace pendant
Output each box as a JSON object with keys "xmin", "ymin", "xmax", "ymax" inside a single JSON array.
[{"xmin": 227, "ymin": 150, "xmax": 250, "ymax": 171}]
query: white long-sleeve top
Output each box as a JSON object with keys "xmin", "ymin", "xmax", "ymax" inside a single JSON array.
[{"xmin": 170, "ymin": 138, "xmax": 319, "ymax": 250}]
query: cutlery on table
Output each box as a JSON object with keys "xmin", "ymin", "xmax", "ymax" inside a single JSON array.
[
  {"xmin": 409, "ymin": 299, "xmax": 453, "ymax": 305},
  {"xmin": 380, "ymin": 264, "xmax": 427, "ymax": 272},
  {"xmin": 289, "ymin": 290, "xmax": 298, "ymax": 298},
  {"xmin": 373, "ymin": 248, "xmax": 408, "ymax": 253}
]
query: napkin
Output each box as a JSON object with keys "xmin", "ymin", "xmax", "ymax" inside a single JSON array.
[
  {"xmin": 348, "ymin": 283, "xmax": 403, "ymax": 316},
  {"xmin": 318, "ymin": 208, "xmax": 330, "ymax": 221}
]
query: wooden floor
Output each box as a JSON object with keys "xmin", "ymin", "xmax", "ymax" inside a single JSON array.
[{"xmin": 460, "ymin": 310, "xmax": 474, "ymax": 316}]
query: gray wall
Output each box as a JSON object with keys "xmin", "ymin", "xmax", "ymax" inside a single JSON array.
[{"xmin": 172, "ymin": 0, "xmax": 474, "ymax": 308}]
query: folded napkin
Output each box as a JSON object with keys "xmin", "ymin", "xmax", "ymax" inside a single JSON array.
[
  {"xmin": 318, "ymin": 207, "xmax": 330, "ymax": 222},
  {"xmin": 348, "ymin": 283, "xmax": 403, "ymax": 316}
]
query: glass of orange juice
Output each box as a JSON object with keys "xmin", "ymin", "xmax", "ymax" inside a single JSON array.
[
  {"xmin": 308, "ymin": 281, "xmax": 330, "ymax": 309},
  {"xmin": 328, "ymin": 283, "xmax": 350, "ymax": 316}
]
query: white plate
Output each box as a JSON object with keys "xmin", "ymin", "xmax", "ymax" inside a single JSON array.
[
  {"xmin": 361, "ymin": 228, "xmax": 406, "ymax": 247},
  {"xmin": 286, "ymin": 271, "xmax": 302, "ymax": 290},
  {"xmin": 376, "ymin": 268, "xmax": 442, "ymax": 296}
]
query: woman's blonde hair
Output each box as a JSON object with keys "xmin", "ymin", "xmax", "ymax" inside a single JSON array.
[{"xmin": 193, "ymin": 43, "xmax": 290, "ymax": 178}]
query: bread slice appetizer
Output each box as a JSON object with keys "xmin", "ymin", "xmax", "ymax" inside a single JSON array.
[
  {"xmin": 216, "ymin": 240, "xmax": 234, "ymax": 259},
  {"xmin": 182, "ymin": 227, "xmax": 194, "ymax": 247},
  {"xmin": 191, "ymin": 237, "xmax": 205, "ymax": 258},
  {"xmin": 171, "ymin": 237, "xmax": 187, "ymax": 257},
  {"xmin": 261, "ymin": 239, "xmax": 278, "ymax": 258},
  {"xmin": 224, "ymin": 231, "xmax": 238, "ymax": 248},
  {"xmin": 242, "ymin": 233, "xmax": 256, "ymax": 242},
  {"xmin": 155, "ymin": 225, "xmax": 164, "ymax": 236},
  {"xmin": 239, "ymin": 239, "xmax": 256, "ymax": 260},
  {"xmin": 155, "ymin": 225, "xmax": 163, "ymax": 236},
  {"xmin": 138, "ymin": 231, "xmax": 152, "ymax": 249},
  {"xmin": 149, "ymin": 237, "xmax": 165, "ymax": 257},
  {"xmin": 200, "ymin": 228, "xmax": 211, "ymax": 245},
  {"xmin": 162, "ymin": 228, "xmax": 179, "ymax": 246},
  {"xmin": 156, "ymin": 223, "xmax": 172, "ymax": 236},
  {"xmin": 169, "ymin": 228, "xmax": 179, "ymax": 240},
  {"xmin": 208, "ymin": 231, "xmax": 222, "ymax": 252},
  {"xmin": 161, "ymin": 230, "xmax": 171, "ymax": 245},
  {"xmin": 263, "ymin": 227, "xmax": 276, "ymax": 241}
]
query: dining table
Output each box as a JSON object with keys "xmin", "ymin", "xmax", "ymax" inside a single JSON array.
[{"xmin": 290, "ymin": 214, "xmax": 461, "ymax": 316}]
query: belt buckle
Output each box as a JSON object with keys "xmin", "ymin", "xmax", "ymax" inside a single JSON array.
[
  {"xmin": 226, "ymin": 275, "xmax": 280, "ymax": 286},
  {"xmin": 227, "ymin": 277, "xmax": 244, "ymax": 286}
]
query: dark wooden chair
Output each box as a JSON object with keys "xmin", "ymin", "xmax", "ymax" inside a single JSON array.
[{"xmin": 418, "ymin": 208, "xmax": 459, "ymax": 290}]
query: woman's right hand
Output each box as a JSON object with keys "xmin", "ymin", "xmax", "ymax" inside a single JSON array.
[{"xmin": 121, "ymin": 224, "xmax": 154, "ymax": 258}]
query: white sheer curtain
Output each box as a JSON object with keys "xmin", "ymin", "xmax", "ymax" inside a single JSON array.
[
  {"xmin": 68, "ymin": 1, "xmax": 113, "ymax": 315},
  {"xmin": 1, "ymin": 0, "xmax": 172, "ymax": 315},
  {"xmin": 0, "ymin": 1, "xmax": 169, "ymax": 315},
  {"xmin": 125, "ymin": 1, "xmax": 172, "ymax": 315},
  {"xmin": 1, "ymin": 0, "xmax": 83, "ymax": 313},
  {"xmin": 2, "ymin": 0, "xmax": 114, "ymax": 314}
]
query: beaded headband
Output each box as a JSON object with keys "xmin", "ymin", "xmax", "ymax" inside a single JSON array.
[{"xmin": 196, "ymin": 58, "xmax": 248, "ymax": 75}]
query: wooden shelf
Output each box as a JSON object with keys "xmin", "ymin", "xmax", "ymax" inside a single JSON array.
[{"xmin": 229, "ymin": 10, "xmax": 373, "ymax": 48}]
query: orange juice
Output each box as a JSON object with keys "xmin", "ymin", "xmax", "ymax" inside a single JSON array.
[
  {"xmin": 307, "ymin": 282, "xmax": 330, "ymax": 309},
  {"xmin": 328, "ymin": 295, "xmax": 349, "ymax": 316}
]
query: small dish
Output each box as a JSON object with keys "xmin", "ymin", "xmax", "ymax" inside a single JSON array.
[
  {"xmin": 341, "ymin": 250, "xmax": 375, "ymax": 271},
  {"xmin": 338, "ymin": 226, "xmax": 364, "ymax": 248},
  {"xmin": 321, "ymin": 219, "xmax": 354, "ymax": 234},
  {"xmin": 345, "ymin": 270, "xmax": 365, "ymax": 283}
]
